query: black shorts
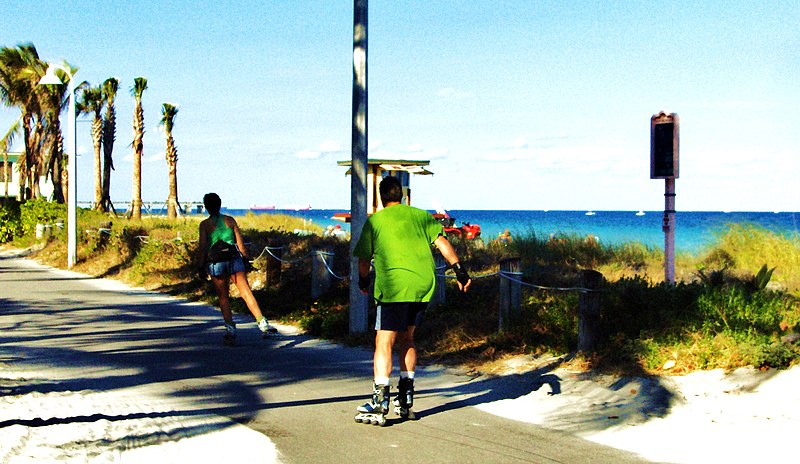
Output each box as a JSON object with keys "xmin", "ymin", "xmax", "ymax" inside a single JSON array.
[{"xmin": 375, "ymin": 302, "xmax": 426, "ymax": 332}]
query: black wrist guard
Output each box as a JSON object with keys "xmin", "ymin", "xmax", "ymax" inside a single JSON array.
[
  {"xmin": 451, "ymin": 262, "xmax": 470, "ymax": 286},
  {"xmin": 358, "ymin": 274, "xmax": 371, "ymax": 292}
]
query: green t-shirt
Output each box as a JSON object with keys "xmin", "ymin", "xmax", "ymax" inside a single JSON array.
[{"xmin": 353, "ymin": 204, "xmax": 444, "ymax": 303}]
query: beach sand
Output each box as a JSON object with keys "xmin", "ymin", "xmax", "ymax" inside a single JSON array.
[{"xmin": 476, "ymin": 360, "xmax": 800, "ymax": 463}]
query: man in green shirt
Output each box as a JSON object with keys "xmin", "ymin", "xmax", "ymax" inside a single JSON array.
[{"xmin": 353, "ymin": 176, "xmax": 471, "ymax": 425}]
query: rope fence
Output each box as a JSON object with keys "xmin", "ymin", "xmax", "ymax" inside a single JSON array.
[{"xmin": 82, "ymin": 230, "xmax": 605, "ymax": 351}]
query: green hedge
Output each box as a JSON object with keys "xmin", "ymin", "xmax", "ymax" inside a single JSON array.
[
  {"xmin": 19, "ymin": 198, "xmax": 66, "ymax": 236},
  {"xmin": 0, "ymin": 199, "xmax": 22, "ymax": 243}
]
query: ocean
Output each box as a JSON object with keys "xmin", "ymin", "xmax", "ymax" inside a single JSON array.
[{"xmin": 215, "ymin": 208, "xmax": 800, "ymax": 255}]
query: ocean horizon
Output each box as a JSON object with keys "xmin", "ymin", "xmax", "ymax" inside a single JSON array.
[{"xmin": 168, "ymin": 207, "xmax": 799, "ymax": 255}]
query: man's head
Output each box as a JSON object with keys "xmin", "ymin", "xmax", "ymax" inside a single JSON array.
[
  {"xmin": 203, "ymin": 192, "xmax": 222, "ymax": 215},
  {"xmin": 379, "ymin": 176, "xmax": 403, "ymax": 205}
]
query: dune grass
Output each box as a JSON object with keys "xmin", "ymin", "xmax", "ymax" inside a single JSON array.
[{"xmin": 6, "ymin": 206, "xmax": 800, "ymax": 375}]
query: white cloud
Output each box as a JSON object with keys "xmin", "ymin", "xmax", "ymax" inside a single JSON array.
[
  {"xmin": 417, "ymin": 147, "xmax": 450, "ymax": 159},
  {"xmin": 294, "ymin": 140, "xmax": 345, "ymax": 160},
  {"xmin": 510, "ymin": 136, "xmax": 529, "ymax": 149},
  {"xmin": 370, "ymin": 148, "xmax": 401, "ymax": 159},
  {"xmin": 146, "ymin": 152, "xmax": 165, "ymax": 162},
  {"xmin": 319, "ymin": 140, "xmax": 340, "ymax": 152},
  {"xmin": 295, "ymin": 149, "xmax": 321, "ymax": 160},
  {"xmin": 485, "ymin": 149, "xmax": 535, "ymax": 162}
]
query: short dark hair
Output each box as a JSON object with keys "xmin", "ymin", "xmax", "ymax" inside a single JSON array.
[
  {"xmin": 203, "ymin": 192, "xmax": 222, "ymax": 215},
  {"xmin": 379, "ymin": 176, "xmax": 403, "ymax": 204}
]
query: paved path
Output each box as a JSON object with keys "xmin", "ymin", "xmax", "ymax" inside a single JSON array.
[{"xmin": 0, "ymin": 253, "xmax": 650, "ymax": 463}]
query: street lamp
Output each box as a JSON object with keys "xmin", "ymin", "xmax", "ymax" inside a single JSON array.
[{"xmin": 39, "ymin": 63, "xmax": 77, "ymax": 268}]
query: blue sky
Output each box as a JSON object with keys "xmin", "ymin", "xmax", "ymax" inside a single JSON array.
[{"xmin": 2, "ymin": 0, "xmax": 798, "ymax": 211}]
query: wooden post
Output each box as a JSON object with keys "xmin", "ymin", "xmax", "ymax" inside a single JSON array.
[
  {"xmin": 429, "ymin": 252, "xmax": 446, "ymax": 308},
  {"xmin": 577, "ymin": 270, "xmax": 604, "ymax": 353},
  {"xmin": 349, "ymin": 0, "xmax": 369, "ymax": 333},
  {"xmin": 265, "ymin": 242, "xmax": 282, "ymax": 287},
  {"xmin": 312, "ymin": 246, "xmax": 335, "ymax": 299},
  {"xmin": 498, "ymin": 257, "xmax": 522, "ymax": 331}
]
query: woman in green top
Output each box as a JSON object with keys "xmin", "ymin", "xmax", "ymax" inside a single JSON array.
[{"xmin": 198, "ymin": 193, "xmax": 276, "ymax": 344}]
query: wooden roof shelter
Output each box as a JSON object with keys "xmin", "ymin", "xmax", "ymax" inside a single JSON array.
[{"xmin": 336, "ymin": 158, "xmax": 434, "ymax": 219}]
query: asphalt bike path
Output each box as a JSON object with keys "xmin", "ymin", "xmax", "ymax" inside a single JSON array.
[{"xmin": 0, "ymin": 253, "xmax": 651, "ymax": 463}]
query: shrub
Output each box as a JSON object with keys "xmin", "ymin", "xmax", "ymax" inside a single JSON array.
[
  {"xmin": 0, "ymin": 200, "xmax": 22, "ymax": 242},
  {"xmin": 603, "ymin": 276, "xmax": 704, "ymax": 337},
  {"xmin": 19, "ymin": 198, "xmax": 66, "ymax": 236},
  {"xmin": 698, "ymin": 286, "xmax": 789, "ymax": 334}
]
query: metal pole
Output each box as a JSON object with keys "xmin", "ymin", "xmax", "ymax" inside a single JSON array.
[
  {"xmin": 663, "ymin": 178, "xmax": 675, "ymax": 284},
  {"xmin": 67, "ymin": 74, "xmax": 77, "ymax": 268},
  {"xmin": 349, "ymin": 0, "xmax": 369, "ymax": 333}
]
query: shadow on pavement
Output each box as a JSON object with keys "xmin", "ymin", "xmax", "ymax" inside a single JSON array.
[{"xmin": 0, "ymin": 254, "xmax": 678, "ymax": 453}]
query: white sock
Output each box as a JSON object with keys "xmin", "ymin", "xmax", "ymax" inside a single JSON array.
[
  {"xmin": 400, "ymin": 371, "xmax": 415, "ymax": 380},
  {"xmin": 374, "ymin": 376, "xmax": 390, "ymax": 386}
]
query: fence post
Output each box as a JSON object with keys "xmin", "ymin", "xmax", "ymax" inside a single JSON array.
[
  {"xmin": 312, "ymin": 246, "xmax": 335, "ymax": 299},
  {"xmin": 498, "ymin": 257, "xmax": 522, "ymax": 331},
  {"xmin": 429, "ymin": 252, "xmax": 447, "ymax": 308},
  {"xmin": 265, "ymin": 241, "xmax": 282, "ymax": 287},
  {"xmin": 577, "ymin": 269, "xmax": 604, "ymax": 353}
]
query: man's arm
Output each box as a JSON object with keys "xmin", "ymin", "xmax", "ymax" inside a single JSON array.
[
  {"xmin": 433, "ymin": 235, "xmax": 471, "ymax": 292},
  {"xmin": 358, "ymin": 258, "xmax": 372, "ymax": 294}
]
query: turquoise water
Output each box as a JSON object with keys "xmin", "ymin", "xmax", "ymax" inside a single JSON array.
[{"xmin": 215, "ymin": 208, "xmax": 800, "ymax": 254}]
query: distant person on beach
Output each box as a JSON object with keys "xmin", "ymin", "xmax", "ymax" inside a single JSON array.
[
  {"xmin": 352, "ymin": 176, "xmax": 472, "ymax": 425},
  {"xmin": 197, "ymin": 192, "xmax": 276, "ymax": 344},
  {"xmin": 497, "ymin": 229, "xmax": 513, "ymax": 244}
]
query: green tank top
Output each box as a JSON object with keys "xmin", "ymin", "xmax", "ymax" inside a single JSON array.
[{"xmin": 209, "ymin": 215, "xmax": 235, "ymax": 247}]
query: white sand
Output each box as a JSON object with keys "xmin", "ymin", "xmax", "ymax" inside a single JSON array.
[
  {"xmin": 0, "ymin": 363, "xmax": 280, "ymax": 464},
  {"xmin": 476, "ymin": 363, "xmax": 800, "ymax": 463}
]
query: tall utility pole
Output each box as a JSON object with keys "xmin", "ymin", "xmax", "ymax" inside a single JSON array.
[{"xmin": 349, "ymin": 0, "xmax": 369, "ymax": 333}]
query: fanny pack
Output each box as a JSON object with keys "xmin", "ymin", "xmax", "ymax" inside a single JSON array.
[{"xmin": 207, "ymin": 241, "xmax": 239, "ymax": 263}]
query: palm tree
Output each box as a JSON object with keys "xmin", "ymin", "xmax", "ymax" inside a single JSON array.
[
  {"xmin": 0, "ymin": 43, "xmax": 44, "ymax": 200},
  {"xmin": 130, "ymin": 77, "xmax": 147, "ymax": 219},
  {"xmin": 77, "ymin": 85, "xmax": 105, "ymax": 210},
  {"xmin": 159, "ymin": 103, "xmax": 180, "ymax": 219},
  {"xmin": 36, "ymin": 69, "xmax": 68, "ymax": 203},
  {"xmin": 100, "ymin": 77, "xmax": 119, "ymax": 213},
  {"xmin": 36, "ymin": 61, "xmax": 82, "ymax": 204},
  {"xmin": 1, "ymin": 44, "xmax": 80, "ymax": 203},
  {"xmin": 0, "ymin": 119, "xmax": 21, "ymax": 199}
]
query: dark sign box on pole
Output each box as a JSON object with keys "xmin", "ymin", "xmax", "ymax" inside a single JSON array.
[{"xmin": 650, "ymin": 112, "xmax": 680, "ymax": 179}]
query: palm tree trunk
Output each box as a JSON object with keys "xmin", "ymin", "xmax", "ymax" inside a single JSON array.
[
  {"xmin": 167, "ymin": 161, "xmax": 178, "ymax": 219},
  {"xmin": 132, "ymin": 154, "xmax": 141, "ymax": 219},
  {"xmin": 92, "ymin": 117, "xmax": 102, "ymax": 210},
  {"xmin": 131, "ymin": 103, "xmax": 144, "ymax": 219},
  {"xmin": 2, "ymin": 150, "xmax": 8, "ymax": 198}
]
